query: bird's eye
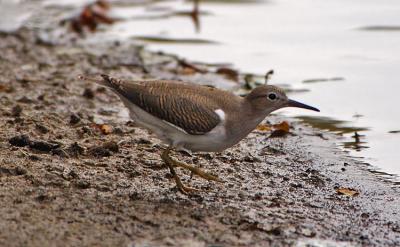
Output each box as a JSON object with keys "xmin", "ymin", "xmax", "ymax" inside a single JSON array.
[{"xmin": 267, "ymin": 93, "xmax": 277, "ymax": 101}]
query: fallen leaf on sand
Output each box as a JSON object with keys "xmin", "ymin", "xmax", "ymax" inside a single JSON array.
[
  {"xmin": 336, "ymin": 187, "xmax": 359, "ymax": 197},
  {"xmin": 257, "ymin": 121, "xmax": 291, "ymax": 137},
  {"xmin": 269, "ymin": 121, "xmax": 290, "ymax": 138},
  {"xmin": 99, "ymin": 124, "xmax": 112, "ymax": 135},
  {"xmin": 180, "ymin": 67, "xmax": 198, "ymax": 75},
  {"xmin": 273, "ymin": 121, "xmax": 290, "ymax": 132},
  {"xmin": 256, "ymin": 124, "xmax": 272, "ymax": 132},
  {"xmin": 178, "ymin": 59, "xmax": 207, "ymax": 74},
  {"xmin": 0, "ymin": 84, "xmax": 14, "ymax": 93},
  {"xmin": 216, "ymin": 67, "xmax": 239, "ymax": 82},
  {"xmin": 91, "ymin": 124, "xmax": 113, "ymax": 135},
  {"xmin": 61, "ymin": 0, "xmax": 116, "ymax": 35}
]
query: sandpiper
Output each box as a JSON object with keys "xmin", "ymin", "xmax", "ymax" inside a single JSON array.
[{"xmin": 80, "ymin": 74, "xmax": 319, "ymax": 193}]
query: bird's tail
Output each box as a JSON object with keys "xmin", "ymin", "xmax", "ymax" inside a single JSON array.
[{"xmin": 78, "ymin": 74, "xmax": 122, "ymax": 89}]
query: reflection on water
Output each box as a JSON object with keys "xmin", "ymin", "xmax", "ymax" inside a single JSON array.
[
  {"xmin": 342, "ymin": 132, "xmax": 368, "ymax": 152},
  {"xmin": 129, "ymin": 1, "xmax": 206, "ymax": 33},
  {"xmin": 296, "ymin": 116, "xmax": 370, "ymax": 151},
  {"xmin": 195, "ymin": 0, "xmax": 264, "ymax": 3},
  {"xmin": 359, "ymin": 26, "xmax": 400, "ymax": 32},
  {"xmin": 295, "ymin": 116, "xmax": 369, "ymax": 135},
  {"xmin": 132, "ymin": 35, "xmax": 218, "ymax": 44},
  {"xmin": 302, "ymin": 77, "xmax": 344, "ymax": 84}
]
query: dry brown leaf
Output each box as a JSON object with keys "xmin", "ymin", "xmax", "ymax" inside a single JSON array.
[
  {"xmin": 0, "ymin": 84, "xmax": 7, "ymax": 92},
  {"xmin": 268, "ymin": 121, "xmax": 291, "ymax": 138},
  {"xmin": 180, "ymin": 67, "xmax": 197, "ymax": 75},
  {"xmin": 0, "ymin": 84, "xmax": 14, "ymax": 93},
  {"xmin": 178, "ymin": 60, "xmax": 207, "ymax": 74},
  {"xmin": 64, "ymin": 0, "xmax": 116, "ymax": 35},
  {"xmin": 336, "ymin": 187, "xmax": 359, "ymax": 197},
  {"xmin": 256, "ymin": 124, "xmax": 272, "ymax": 132},
  {"xmin": 256, "ymin": 121, "xmax": 291, "ymax": 137},
  {"xmin": 273, "ymin": 121, "xmax": 290, "ymax": 133},
  {"xmin": 99, "ymin": 124, "xmax": 112, "ymax": 135},
  {"xmin": 216, "ymin": 67, "xmax": 239, "ymax": 82}
]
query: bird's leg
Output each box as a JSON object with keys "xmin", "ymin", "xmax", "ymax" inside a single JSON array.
[
  {"xmin": 171, "ymin": 156, "xmax": 222, "ymax": 182},
  {"xmin": 161, "ymin": 147, "xmax": 198, "ymax": 194}
]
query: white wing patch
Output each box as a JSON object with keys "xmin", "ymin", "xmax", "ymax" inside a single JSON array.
[{"xmin": 214, "ymin": 109, "xmax": 226, "ymax": 122}]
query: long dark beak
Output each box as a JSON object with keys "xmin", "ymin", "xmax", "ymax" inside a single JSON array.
[{"xmin": 287, "ymin": 99, "xmax": 320, "ymax": 112}]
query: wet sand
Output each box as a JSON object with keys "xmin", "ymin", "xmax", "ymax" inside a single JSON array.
[{"xmin": 0, "ymin": 29, "xmax": 399, "ymax": 247}]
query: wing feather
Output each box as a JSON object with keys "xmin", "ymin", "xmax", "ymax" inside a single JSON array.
[{"xmin": 110, "ymin": 79, "xmax": 221, "ymax": 135}]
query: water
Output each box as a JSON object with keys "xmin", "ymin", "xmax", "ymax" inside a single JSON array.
[{"xmin": 5, "ymin": 0, "xmax": 400, "ymax": 180}]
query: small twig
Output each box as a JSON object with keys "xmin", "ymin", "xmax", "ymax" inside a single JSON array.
[{"xmin": 265, "ymin": 70, "xmax": 274, "ymax": 84}]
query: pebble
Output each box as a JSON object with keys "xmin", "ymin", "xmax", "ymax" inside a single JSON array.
[
  {"xmin": 103, "ymin": 141, "xmax": 119, "ymax": 153},
  {"xmin": 88, "ymin": 141, "xmax": 119, "ymax": 157},
  {"xmin": 89, "ymin": 146, "xmax": 112, "ymax": 157},
  {"xmin": 11, "ymin": 105, "xmax": 22, "ymax": 117},
  {"xmin": 129, "ymin": 191, "xmax": 141, "ymax": 200},
  {"xmin": 29, "ymin": 141, "xmax": 60, "ymax": 152},
  {"xmin": 69, "ymin": 114, "xmax": 81, "ymax": 125},
  {"xmin": 17, "ymin": 96, "xmax": 34, "ymax": 104},
  {"xmin": 8, "ymin": 135, "xmax": 61, "ymax": 152},
  {"xmin": 35, "ymin": 124, "xmax": 49, "ymax": 134},
  {"xmin": 67, "ymin": 142, "xmax": 85, "ymax": 156},
  {"xmin": 300, "ymin": 227, "xmax": 316, "ymax": 237},
  {"xmin": 136, "ymin": 138, "xmax": 151, "ymax": 145},
  {"xmin": 15, "ymin": 167, "xmax": 27, "ymax": 175},
  {"xmin": 75, "ymin": 180, "xmax": 91, "ymax": 189},
  {"xmin": 9, "ymin": 135, "xmax": 31, "ymax": 147},
  {"xmin": 113, "ymin": 127, "xmax": 124, "ymax": 135},
  {"xmin": 82, "ymin": 88, "xmax": 95, "ymax": 99},
  {"xmin": 51, "ymin": 148, "xmax": 69, "ymax": 158},
  {"xmin": 29, "ymin": 155, "xmax": 41, "ymax": 161}
]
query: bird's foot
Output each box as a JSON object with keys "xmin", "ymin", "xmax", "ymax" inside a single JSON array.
[
  {"xmin": 161, "ymin": 147, "xmax": 221, "ymax": 194},
  {"xmin": 167, "ymin": 165, "xmax": 200, "ymax": 194},
  {"xmin": 176, "ymin": 182, "xmax": 200, "ymax": 194},
  {"xmin": 162, "ymin": 148, "xmax": 222, "ymax": 182},
  {"xmin": 174, "ymin": 160, "xmax": 222, "ymax": 183}
]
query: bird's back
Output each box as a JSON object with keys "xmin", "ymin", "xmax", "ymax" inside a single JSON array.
[{"xmin": 100, "ymin": 75, "xmax": 243, "ymax": 135}]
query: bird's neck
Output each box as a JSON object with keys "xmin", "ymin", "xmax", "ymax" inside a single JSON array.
[
  {"xmin": 243, "ymin": 102, "xmax": 271, "ymax": 131},
  {"xmin": 224, "ymin": 101, "xmax": 271, "ymax": 146}
]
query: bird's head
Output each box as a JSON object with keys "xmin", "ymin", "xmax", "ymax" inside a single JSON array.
[{"xmin": 245, "ymin": 85, "xmax": 319, "ymax": 114}]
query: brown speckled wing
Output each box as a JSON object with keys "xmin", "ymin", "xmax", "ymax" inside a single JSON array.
[{"xmin": 102, "ymin": 75, "xmax": 221, "ymax": 135}]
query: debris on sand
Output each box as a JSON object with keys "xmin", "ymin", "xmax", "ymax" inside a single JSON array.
[
  {"xmin": 67, "ymin": 142, "xmax": 85, "ymax": 157},
  {"xmin": 9, "ymin": 135, "xmax": 60, "ymax": 152},
  {"xmin": 336, "ymin": 187, "xmax": 360, "ymax": 197},
  {"xmin": 256, "ymin": 121, "xmax": 291, "ymax": 138},
  {"xmin": 83, "ymin": 88, "xmax": 95, "ymax": 99},
  {"xmin": 69, "ymin": 113, "xmax": 81, "ymax": 125},
  {"xmin": 61, "ymin": 0, "xmax": 116, "ymax": 35},
  {"xmin": 88, "ymin": 141, "xmax": 119, "ymax": 157},
  {"xmin": 11, "ymin": 105, "xmax": 23, "ymax": 117},
  {"xmin": 9, "ymin": 135, "xmax": 31, "ymax": 147},
  {"xmin": 29, "ymin": 140, "xmax": 60, "ymax": 152},
  {"xmin": 99, "ymin": 124, "xmax": 113, "ymax": 135}
]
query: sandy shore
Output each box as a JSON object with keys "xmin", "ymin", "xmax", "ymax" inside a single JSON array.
[{"xmin": 0, "ymin": 29, "xmax": 399, "ymax": 247}]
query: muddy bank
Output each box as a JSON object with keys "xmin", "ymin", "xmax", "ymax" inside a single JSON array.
[{"xmin": 0, "ymin": 29, "xmax": 399, "ymax": 247}]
